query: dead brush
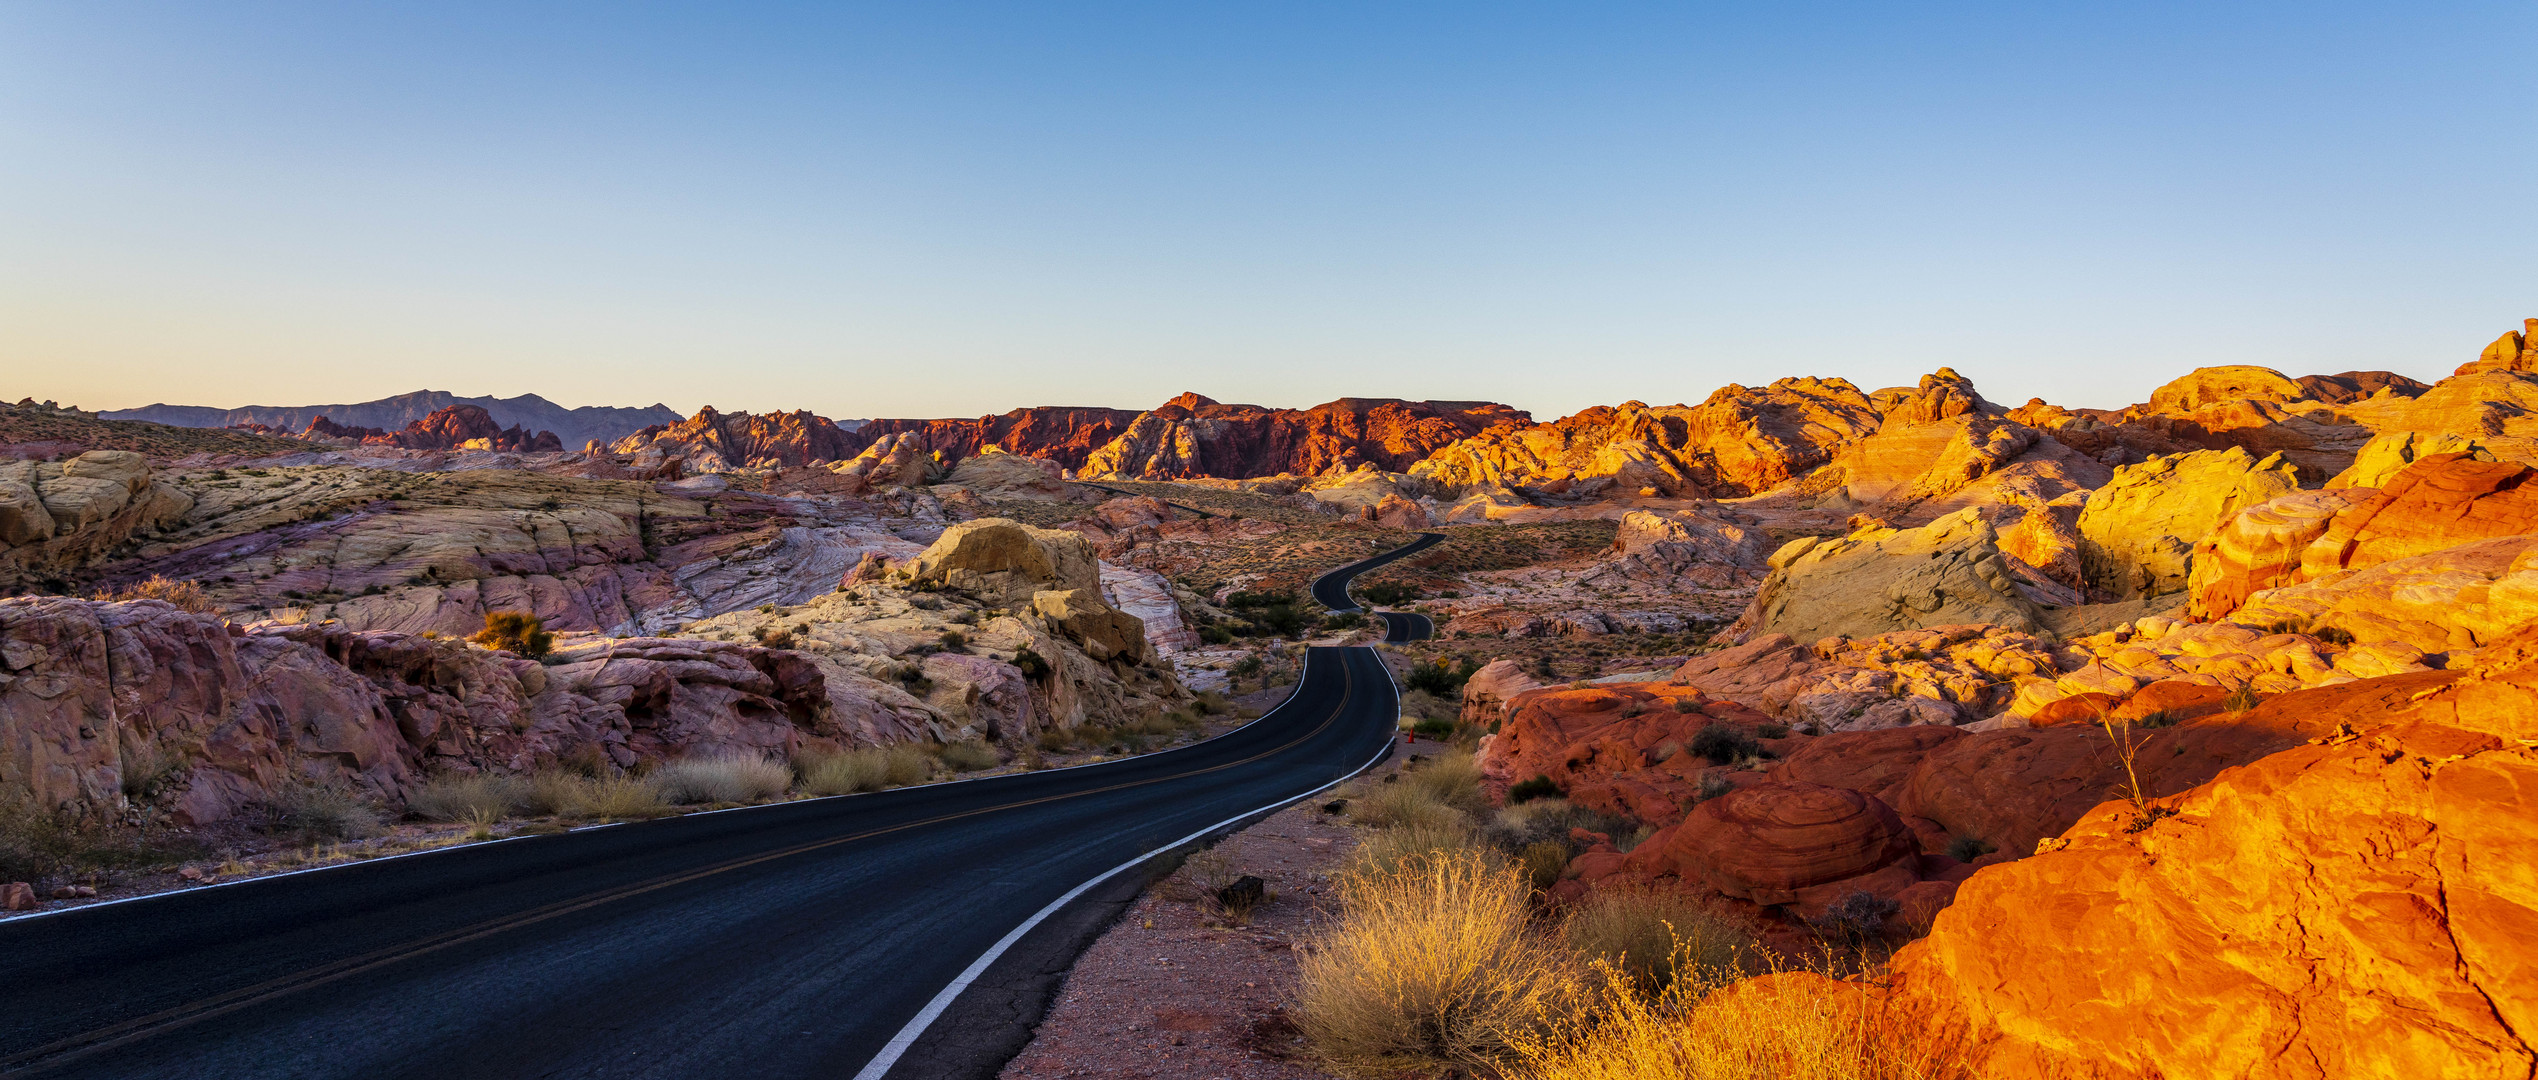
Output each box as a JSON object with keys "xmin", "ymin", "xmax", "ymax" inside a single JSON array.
[
  {"xmin": 1297, "ymin": 850, "xmax": 1582, "ymax": 1078},
  {"xmin": 1507, "ymin": 950, "xmax": 1947, "ymax": 1080}
]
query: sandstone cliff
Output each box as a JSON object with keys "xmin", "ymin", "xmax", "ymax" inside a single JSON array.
[
  {"xmin": 1080, "ymin": 394, "xmax": 1527, "ymax": 481},
  {"xmin": 610, "ymin": 406, "xmax": 859, "ymax": 470}
]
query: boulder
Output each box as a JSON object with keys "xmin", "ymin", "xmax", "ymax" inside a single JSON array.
[
  {"xmin": 1642, "ymin": 781, "xmax": 1919, "ymax": 909},
  {"xmin": 1365, "ymin": 492, "xmax": 1432, "ymax": 530},
  {"xmin": 2184, "ymin": 488, "xmax": 2374, "ymax": 620},
  {"xmin": 1727, "ymin": 509, "xmax": 2055, "ymax": 644},
  {"xmin": 1033, "ymin": 588, "xmax": 1149, "ymax": 664},
  {"xmin": 1584, "ymin": 506, "xmax": 1772, "ymax": 589},
  {"xmin": 907, "ymin": 518, "xmax": 1104, "ymax": 606},
  {"xmin": 1458, "ymin": 659, "xmax": 1544, "ymax": 729},
  {"xmin": 2077, "ymin": 447, "xmax": 2300, "ymax": 599}
]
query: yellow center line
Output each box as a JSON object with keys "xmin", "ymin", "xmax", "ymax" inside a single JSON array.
[{"xmin": 9, "ymin": 653, "xmax": 1369, "ymax": 1073}]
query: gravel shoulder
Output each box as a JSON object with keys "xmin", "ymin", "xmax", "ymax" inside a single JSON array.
[{"xmin": 1000, "ymin": 737, "xmax": 1435, "ymax": 1080}]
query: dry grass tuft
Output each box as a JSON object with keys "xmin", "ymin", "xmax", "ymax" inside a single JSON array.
[
  {"xmin": 1509, "ymin": 964, "xmax": 1943, "ymax": 1080},
  {"xmin": 407, "ymin": 773, "xmax": 528, "ymax": 822},
  {"xmin": 1299, "ymin": 850, "xmax": 1582, "ymax": 1078},
  {"xmin": 649, "ymin": 752, "xmax": 792, "ymax": 805},
  {"xmin": 1561, "ymin": 888, "xmax": 1754, "ymax": 998},
  {"xmin": 795, "ymin": 744, "xmax": 934, "ymax": 796},
  {"xmin": 934, "ymin": 741, "xmax": 1000, "ymax": 772},
  {"xmin": 93, "ymin": 575, "xmax": 216, "ymax": 613}
]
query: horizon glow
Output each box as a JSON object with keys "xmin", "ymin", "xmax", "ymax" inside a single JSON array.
[{"xmin": 3, "ymin": 3, "xmax": 2533, "ymax": 423}]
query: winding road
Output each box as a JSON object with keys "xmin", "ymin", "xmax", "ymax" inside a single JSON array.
[
  {"xmin": 0, "ymin": 542, "xmax": 1434, "ymax": 1080},
  {"xmin": 1311, "ymin": 531, "xmax": 1445, "ymax": 643}
]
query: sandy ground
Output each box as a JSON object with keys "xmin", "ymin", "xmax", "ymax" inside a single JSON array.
[{"xmin": 1000, "ymin": 734, "xmax": 1441, "ymax": 1080}]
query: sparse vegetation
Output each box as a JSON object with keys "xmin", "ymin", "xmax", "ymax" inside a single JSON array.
[
  {"xmin": 795, "ymin": 744, "xmax": 934, "ymax": 795},
  {"xmin": 648, "ymin": 752, "xmax": 793, "ymax": 805},
  {"xmin": 1297, "ymin": 850, "xmax": 1581, "ymax": 1078},
  {"xmin": 264, "ymin": 780, "xmax": 384, "ymax": 841},
  {"xmin": 470, "ymin": 610, "xmax": 553, "ymax": 658},
  {"xmin": 1561, "ymin": 887, "xmax": 1752, "ymax": 997},
  {"xmin": 92, "ymin": 574, "xmax": 216, "ymax": 613},
  {"xmin": 1508, "ymin": 775, "xmax": 1564, "ymax": 804},
  {"xmin": 934, "ymin": 740, "xmax": 999, "ymax": 772},
  {"xmin": 1688, "ymin": 725, "xmax": 1761, "ymax": 765}
]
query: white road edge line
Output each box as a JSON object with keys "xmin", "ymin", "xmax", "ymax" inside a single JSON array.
[
  {"xmin": 1, "ymin": 654, "xmax": 1328, "ymax": 927},
  {"xmin": 851, "ymin": 647, "xmax": 1402, "ymax": 1080}
]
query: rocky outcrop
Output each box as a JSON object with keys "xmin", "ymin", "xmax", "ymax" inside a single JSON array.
[
  {"xmin": 1413, "ymin": 379, "xmax": 1883, "ymax": 500},
  {"xmin": 0, "ymin": 451, "xmax": 195, "ymax": 589},
  {"xmin": 385, "ymin": 405, "xmax": 563, "ymax": 453},
  {"xmin": 1728, "ymin": 509, "xmax": 2062, "ymax": 645},
  {"xmin": 1364, "ymin": 492, "xmax": 1431, "ymax": 530},
  {"xmin": 2454, "ymin": 317, "xmax": 2538, "ymax": 376},
  {"xmin": 907, "ymin": 518, "xmax": 1104, "ymax": 605},
  {"xmin": 610, "ymin": 406, "xmax": 858, "ymax": 470},
  {"xmin": 1579, "ymin": 506, "xmax": 1772, "ymax": 590},
  {"xmin": 1868, "ymin": 628, "xmax": 2538, "ymax": 1079},
  {"xmin": 1080, "ymin": 394, "xmax": 1526, "ymax": 481},
  {"xmin": 2189, "ymin": 454, "xmax": 2538, "ymax": 626},
  {"xmin": 846, "ymin": 407, "xmax": 1140, "ymax": 472},
  {"xmin": 1642, "ymin": 781, "xmax": 1919, "ymax": 910},
  {"xmin": 2076, "ymin": 447, "xmax": 2300, "ymax": 599}
]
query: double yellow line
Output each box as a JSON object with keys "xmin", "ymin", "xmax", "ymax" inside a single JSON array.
[{"xmin": 8, "ymin": 656, "xmax": 1365, "ymax": 1074}]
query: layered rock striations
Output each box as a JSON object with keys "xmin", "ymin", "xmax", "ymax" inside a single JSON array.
[
  {"xmin": 1080, "ymin": 394, "xmax": 1527, "ymax": 481},
  {"xmin": 610, "ymin": 406, "xmax": 858, "ymax": 470}
]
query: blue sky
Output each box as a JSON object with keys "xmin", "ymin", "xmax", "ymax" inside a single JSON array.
[{"xmin": 3, "ymin": 3, "xmax": 2532, "ymax": 421}]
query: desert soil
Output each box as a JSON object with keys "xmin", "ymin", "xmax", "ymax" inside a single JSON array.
[{"xmin": 999, "ymin": 737, "xmax": 1438, "ymax": 1080}]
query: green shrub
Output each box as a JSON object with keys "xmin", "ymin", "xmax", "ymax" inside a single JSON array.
[
  {"xmin": 1945, "ymin": 835, "xmax": 1996, "ymax": 863},
  {"xmin": 1405, "ymin": 658, "xmax": 1482, "ymax": 696},
  {"xmin": 1508, "ymin": 776, "xmax": 1563, "ymax": 804},
  {"xmin": 1412, "ymin": 717, "xmax": 1457, "ymax": 740},
  {"xmin": 939, "ymin": 630, "xmax": 968, "ymax": 651},
  {"xmin": 1687, "ymin": 725, "xmax": 1761, "ymax": 764},
  {"xmin": 1011, "ymin": 647, "xmax": 1052, "ymax": 680},
  {"xmin": 1519, "ymin": 839, "xmax": 1572, "ymax": 890}
]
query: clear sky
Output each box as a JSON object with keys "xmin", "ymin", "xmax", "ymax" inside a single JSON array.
[{"xmin": 4, "ymin": 2, "xmax": 2532, "ymax": 422}]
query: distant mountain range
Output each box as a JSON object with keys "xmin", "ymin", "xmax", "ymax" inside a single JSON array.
[{"xmin": 102, "ymin": 392, "xmax": 688, "ymax": 450}]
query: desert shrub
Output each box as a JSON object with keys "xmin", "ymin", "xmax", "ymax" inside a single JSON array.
[
  {"xmin": 265, "ymin": 781, "xmax": 383, "ymax": 841},
  {"xmin": 1489, "ymin": 798, "xmax": 1633, "ymax": 853},
  {"xmin": 1944, "ymin": 834, "xmax": 1995, "ymax": 863},
  {"xmin": 1809, "ymin": 890, "xmax": 1903, "ymax": 946},
  {"xmin": 1351, "ymin": 781, "xmax": 1469, "ymax": 832},
  {"xmin": 1688, "ymin": 726, "xmax": 1761, "ymax": 765},
  {"xmin": 2222, "ymin": 681, "xmax": 2262, "ymax": 712},
  {"xmin": 1359, "ymin": 581, "xmax": 1419, "ymax": 606},
  {"xmin": 1325, "ymin": 612, "xmax": 1366, "ymax": 631},
  {"xmin": 1756, "ymin": 722, "xmax": 1790, "ymax": 739},
  {"xmin": 935, "ymin": 741, "xmax": 999, "ymax": 772},
  {"xmin": 1412, "ymin": 717, "xmax": 1456, "ymax": 740},
  {"xmin": 1200, "ymin": 624, "xmax": 1236, "ymax": 645},
  {"xmin": 93, "ymin": 574, "xmax": 215, "ymax": 613},
  {"xmin": 797, "ymin": 745, "xmax": 934, "ymax": 795},
  {"xmin": 2313, "ymin": 624, "xmax": 2356, "ymax": 647},
  {"xmin": 1692, "ymin": 773, "xmax": 1733, "ymax": 804},
  {"xmin": 407, "ymin": 773, "xmax": 528, "ymax": 822},
  {"xmin": 939, "ymin": 630, "xmax": 968, "ymax": 651},
  {"xmin": 1298, "ymin": 851, "xmax": 1580, "ymax": 1077},
  {"xmin": 1403, "ymin": 751, "xmax": 1486, "ymax": 811},
  {"xmin": 1256, "ymin": 604, "xmax": 1309, "ymax": 637},
  {"xmin": 1508, "ymin": 959, "xmax": 1938, "ymax": 1080},
  {"xmin": 1011, "ymin": 647, "xmax": 1052, "ymax": 680},
  {"xmin": 1405, "ymin": 657, "xmax": 1482, "ymax": 696},
  {"xmin": 565, "ymin": 775, "xmax": 672, "ymax": 820},
  {"xmin": 1508, "ymin": 775, "xmax": 1564, "ymax": 804},
  {"xmin": 471, "ymin": 610, "xmax": 552, "ymax": 659},
  {"xmin": 1349, "ymin": 821, "xmax": 1486, "ymax": 879},
  {"xmin": 754, "ymin": 626, "xmax": 798, "ymax": 649},
  {"xmin": 118, "ymin": 739, "xmax": 190, "ymax": 800},
  {"xmin": 1195, "ymin": 690, "xmax": 1234, "ymax": 715},
  {"xmin": 2132, "ymin": 709, "xmax": 2176, "ymax": 729},
  {"xmin": 1561, "ymin": 888, "xmax": 1754, "ymax": 998},
  {"xmin": 1229, "ymin": 655, "xmax": 1263, "ymax": 679},
  {"xmin": 1671, "ymin": 697, "xmax": 1698, "ymax": 713},
  {"xmin": 649, "ymin": 752, "xmax": 792, "ymax": 805},
  {"xmin": 0, "ymin": 797, "xmax": 203, "ymax": 884},
  {"xmin": 1519, "ymin": 839, "xmax": 1573, "ymax": 890}
]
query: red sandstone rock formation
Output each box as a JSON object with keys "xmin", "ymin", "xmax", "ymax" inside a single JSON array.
[
  {"xmin": 1413, "ymin": 378, "xmax": 1883, "ymax": 499},
  {"xmin": 382, "ymin": 405, "xmax": 563, "ymax": 452},
  {"xmin": 1861, "ymin": 627, "xmax": 2538, "ymax": 1078},
  {"xmin": 2189, "ymin": 453, "xmax": 2538, "ymax": 620},
  {"xmin": 1080, "ymin": 394, "xmax": 1527, "ymax": 481},
  {"xmin": 610, "ymin": 406, "xmax": 855, "ymax": 470},
  {"xmin": 847, "ymin": 406, "xmax": 1142, "ymax": 472}
]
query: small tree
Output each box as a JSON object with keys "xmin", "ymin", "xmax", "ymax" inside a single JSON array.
[{"xmin": 471, "ymin": 610, "xmax": 552, "ymax": 658}]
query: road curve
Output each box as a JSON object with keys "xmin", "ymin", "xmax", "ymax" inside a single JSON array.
[
  {"xmin": 1312, "ymin": 532, "xmax": 1444, "ymax": 643},
  {"xmin": 0, "ymin": 647, "xmax": 1401, "ymax": 1080}
]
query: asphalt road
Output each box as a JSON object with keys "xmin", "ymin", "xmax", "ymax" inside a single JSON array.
[
  {"xmin": 0, "ymin": 648, "xmax": 1407, "ymax": 1078},
  {"xmin": 1311, "ymin": 532, "xmax": 1444, "ymax": 643}
]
